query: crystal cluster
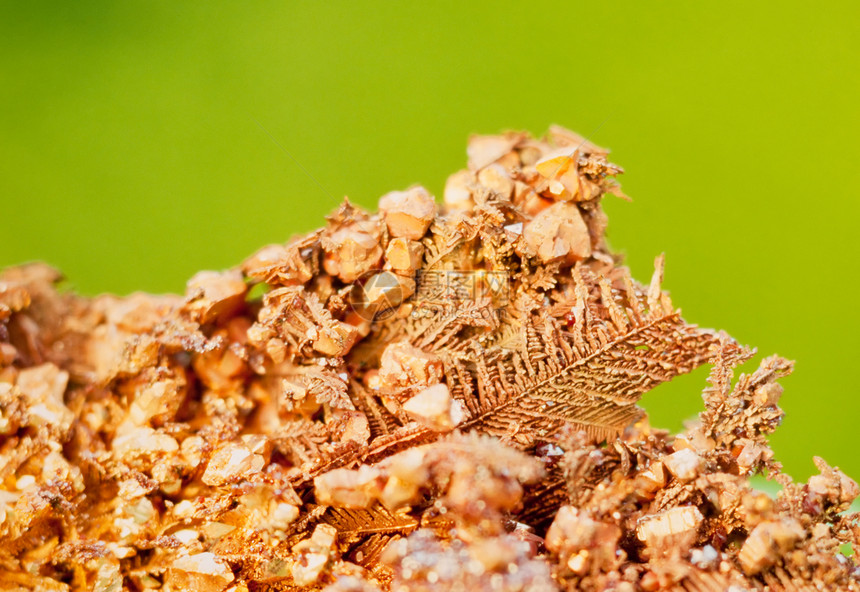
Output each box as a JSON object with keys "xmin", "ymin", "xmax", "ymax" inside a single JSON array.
[{"xmin": 1, "ymin": 127, "xmax": 857, "ymax": 591}]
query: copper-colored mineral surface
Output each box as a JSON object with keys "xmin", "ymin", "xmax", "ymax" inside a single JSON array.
[{"xmin": 1, "ymin": 127, "xmax": 857, "ymax": 591}]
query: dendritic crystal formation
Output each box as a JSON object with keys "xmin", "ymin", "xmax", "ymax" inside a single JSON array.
[{"xmin": 1, "ymin": 126, "xmax": 858, "ymax": 592}]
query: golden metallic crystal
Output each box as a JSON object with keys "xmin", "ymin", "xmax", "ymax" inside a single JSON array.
[{"xmin": 0, "ymin": 127, "xmax": 857, "ymax": 591}]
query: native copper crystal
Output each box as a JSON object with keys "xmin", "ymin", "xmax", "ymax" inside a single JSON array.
[{"xmin": 0, "ymin": 127, "xmax": 857, "ymax": 591}]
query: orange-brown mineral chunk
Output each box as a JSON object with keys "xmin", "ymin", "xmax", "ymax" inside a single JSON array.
[
  {"xmin": 522, "ymin": 201, "xmax": 592, "ymax": 264},
  {"xmin": 378, "ymin": 186, "xmax": 436, "ymax": 240}
]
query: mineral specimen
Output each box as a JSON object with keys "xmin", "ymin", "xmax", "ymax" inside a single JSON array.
[{"xmin": 0, "ymin": 126, "xmax": 857, "ymax": 591}]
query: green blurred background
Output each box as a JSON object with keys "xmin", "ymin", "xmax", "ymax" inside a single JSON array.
[{"xmin": 2, "ymin": 2, "xmax": 858, "ymax": 481}]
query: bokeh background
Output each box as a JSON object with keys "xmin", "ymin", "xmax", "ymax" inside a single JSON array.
[{"xmin": 2, "ymin": 1, "xmax": 858, "ymax": 481}]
